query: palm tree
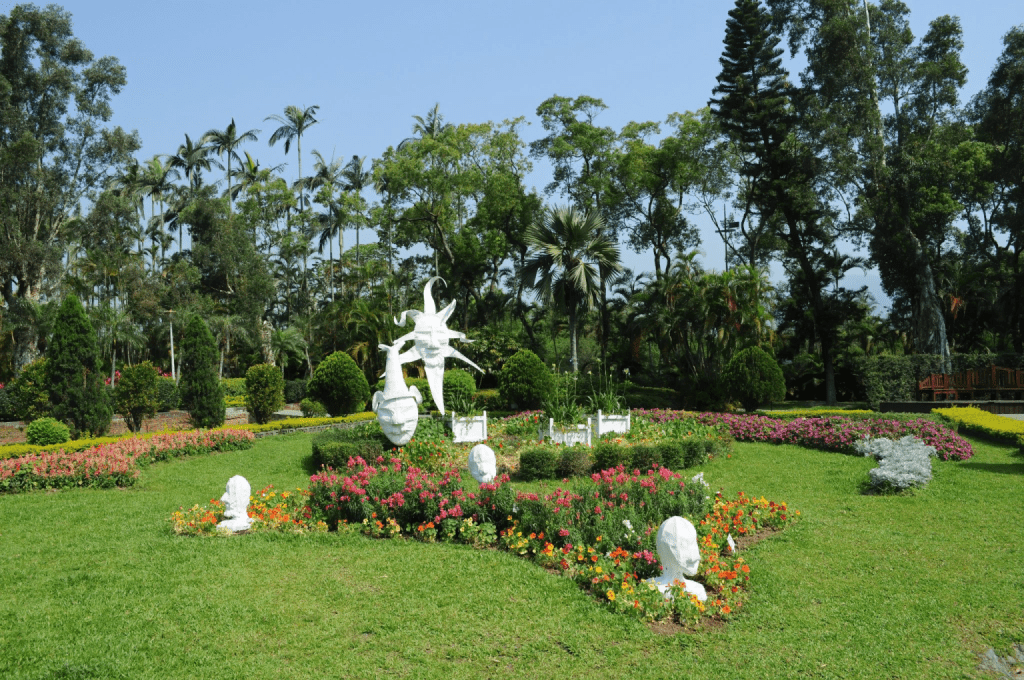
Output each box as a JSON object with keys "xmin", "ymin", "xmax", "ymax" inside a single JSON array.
[
  {"xmin": 342, "ymin": 155, "xmax": 371, "ymax": 291},
  {"xmin": 139, "ymin": 156, "xmax": 178, "ymax": 266},
  {"xmin": 265, "ymin": 105, "xmax": 320, "ymax": 212},
  {"xmin": 202, "ymin": 119, "xmax": 260, "ymax": 216},
  {"xmin": 522, "ymin": 206, "xmax": 622, "ymax": 372},
  {"xmin": 166, "ymin": 134, "xmax": 221, "ymax": 251}
]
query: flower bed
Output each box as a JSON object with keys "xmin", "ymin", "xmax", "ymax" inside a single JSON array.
[
  {"xmin": 633, "ymin": 409, "xmax": 972, "ymax": 461},
  {"xmin": 0, "ymin": 429, "xmax": 255, "ymax": 493},
  {"xmin": 171, "ymin": 484, "xmax": 328, "ymax": 535}
]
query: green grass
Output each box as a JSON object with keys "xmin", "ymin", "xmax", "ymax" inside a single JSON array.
[{"xmin": 1, "ymin": 432, "xmax": 1021, "ymax": 678}]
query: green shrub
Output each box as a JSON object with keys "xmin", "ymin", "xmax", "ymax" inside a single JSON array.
[
  {"xmin": 25, "ymin": 417, "xmax": 70, "ymax": 446},
  {"xmin": 284, "ymin": 379, "xmax": 307, "ymax": 404},
  {"xmin": 0, "ymin": 386, "xmax": 15, "ymax": 421},
  {"xmin": 46, "ymin": 294, "xmax": 112, "ymax": 438},
  {"xmin": 443, "ymin": 369, "xmax": 477, "ymax": 414},
  {"xmin": 156, "ymin": 377, "xmax": 180, "ymax": 412},
  {"xmin": 724, "ymin": 346, "xmax": 786, "ymax": 412},
  {"xmin": 624, "ymin": 385, "xmax": 682, "ymax": 410},
  {"xmin": 498, "ymin": 349, "xmax": 554, "ymax": 411},
  {"xmin": 300, "ymin": 398, "xmax": 327, "ymax": 417},
  {"xmin": 518, "ymin": 445, "xmax": 558, "ymax": 481},
  {"xmin": 555, "ymin": 446, "xmax": 593, "ymax": 478},
  {"xmin": 307, "ymin": 351, "xmax": 370, "ymax": 417},
  {"xmin": 311, "ymin": 426, "xmax": 387, "ymax": 469},
  {"xmin": 219, "ymin": 378, "xmax": 247, "ymax": 397},
  {"xmin": 179, "ymin": 317, "xmax": 225, "ymax": 429},
  {"xmin": 473, "ymin": 388, "xmax": 505, "ymax": 411},
  {"xmin": 245, "ymin": 364, "xmax": 285, "ymax": 425},
  {"xmin": 593, "ymin": 440, "xmax": 631, "ymax": 472},
  {"xmin": 114, "ymin": 362, "xmax": 159, "ymax": 433},
  {"xmin": 9, "ymin": 357, "xmax": 52, "ymax": 422}
]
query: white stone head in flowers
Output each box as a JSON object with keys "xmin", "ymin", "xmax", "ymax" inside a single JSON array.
[
  {"xmin": 646, "ymin": 516, "xmax": 707, "ymax": 602},
  {"xmin": 393, "ymin": 277, "xmax": 481, "ymax": 415},
  {"xmin": 217, "ymin": 475, "xmax": 253, "ymax": 533},
  {"xmin": 373, "ymin": 339, "xmax": 423, "ymax": 446}
]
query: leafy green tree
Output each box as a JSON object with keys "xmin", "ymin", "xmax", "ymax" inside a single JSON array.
[
  {"xmin": 0, "ymin": 4, "xmax": 139, "ymax": 370},
  {"xmin": 244, "ymin": 363, "xmax": 285, "ymax": 425},
  {"xmin": 523, "ymin": 206, "xmax": 622, "ymax": 372},
  {"xmin": 46, "ymin": 294, "xmax": 112, "ymax": 438},
  {"xmin": 178, "ymin": 316, "xmax": 225, "ymax": 428},
  {"xmin": 724, "ymin": 346, "xmax": 786, "ymax": 411},
  {"xmin": 8, "ymin": 357, "xmax": 51, "ymax": 422},
  {"xmin": 114, "ymin": 361, "xmax": 159, "ymax": 433}
]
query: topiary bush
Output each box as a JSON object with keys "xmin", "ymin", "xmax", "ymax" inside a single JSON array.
[
  {"xmin": 724, "ymin": 346, "xmax": 786, "ymax": 412},
  {"xmin": 593, "ymin": 440, "xmax": 631, "ymax": 472},
  {"xmin": 443, "ymin": 369, "xmax": 477, "ymax": 414},
  {"xmin": 498, "ymin": 349, "xmax": 554, "ymax": 411},
  {"xmin": 284, "ymin": 379, "xmax": 307, "ymax": 404},
  {"xmin": 245, "ymin": 363, "xmax": 285, "ymax": 425},
  {"xmin": 9, "ymin": 357, "xmax": 51, "ymax": 422},
  {"xmin": 307, "ymin": 351, "xmax": 370, "ymax": 417},
  {"xmin": 156, "ymin": 377, "xmax": 180, "ymax": 412},
  {"xmin": 114, "ymin": 362, "xmax": 160, "ymax": 433},
  {"xmin": 25, "ymin": 417, "xmax": 70, "ymax": 446},
  {"xmin": 46, "ymin": 294, "xmax": 112, "ymax": 439},
  {"xmin": 555, "ymin": 446, "xmax": 593, "ymax": 478},
  {"xmin": 518, "ymin": 445, "xmax": 558, "ymax": 481},
  {"xmin": 300, "ymin": 397, "xmax": 327, "ymax": 418},
  {"xmin": 179, "ymin": 316, "xmax": 225, "ymax": 429}
]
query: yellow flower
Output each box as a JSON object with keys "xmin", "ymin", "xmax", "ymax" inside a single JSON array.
[{"xmin": 606, "ymin": 590, "xmax": 616, "ymax": 601}]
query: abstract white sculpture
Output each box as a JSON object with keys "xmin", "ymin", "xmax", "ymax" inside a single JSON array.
[
  {"xmin": 393, "ymin": 277, "xmax": 481, "ymax": 415},
  {"xmin": 468, "ymin": 444, "xmax": 497, "ymax": 483},
  {"xmin": 646, "ymin": 516, "xmax": 707, "ymax": 602},
  {"xmin": 217, "ymin": 475, "xmax": 253, "ymax": 533},
  {"xmin": 373, "ymin": 339, "xmax": 423, "ymax": 445}
]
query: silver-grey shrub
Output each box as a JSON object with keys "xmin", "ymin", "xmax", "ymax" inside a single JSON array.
[{"xmin": 854, "ymin": 435, "xmax": 935, "ymax": 491}]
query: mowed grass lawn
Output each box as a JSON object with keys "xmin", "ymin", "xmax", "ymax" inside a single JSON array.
[{"xmin": 0, "ymin": 431, "xmax": 1021, "ymax": 679}]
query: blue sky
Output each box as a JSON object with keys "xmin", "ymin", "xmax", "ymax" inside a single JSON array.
[{"xmin": 16, "ymin": 0, "xmax": 1024, "ymax": 312}]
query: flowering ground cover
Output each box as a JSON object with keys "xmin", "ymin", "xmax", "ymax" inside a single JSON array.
[
  {"xmin": 633, "ymin": 408, "xmax": 973, "ymax": 461},
  {"xmin": 0, "ymin": 429, "xmax": 254, "ymax": 493},
  {"xmin": 0, "ymin": 429, "xmax": 1020, "ymax": 677}
]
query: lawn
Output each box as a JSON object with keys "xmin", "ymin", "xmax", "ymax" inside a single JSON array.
[{"xmin": 0, "ymin": 430, "xmax": 1021, "ymax": 679}]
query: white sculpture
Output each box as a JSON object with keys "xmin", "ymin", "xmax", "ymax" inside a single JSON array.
[
  {"xmin": 394, "ymin": 277, "xmax": 481, "ymax": 415},
  {"xmin": 217, "ymin": 475, "xmax": 253, "ymax": 533},
  {"xmin": 468, "ymin": 443, "xmax": 497, "ymax": 483},
  {"xmin": 646, "ymin": 516, "xmax": 707, "ymax": 602},
  {"xmin": 373, "ymin": 339, "xmax": 423, "ymax": 445}
]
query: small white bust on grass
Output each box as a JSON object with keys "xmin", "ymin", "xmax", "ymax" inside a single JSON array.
[
  {"xmin": 646, "ymin": 516, "xmax": 707, "ymax": 602},
  {"xmin": 216, "ymin": 475, "xmax": 253, "ymax": 533},
  {"xmin": 468, "ymin": 444, "xmax": 497, "ymax": 484}
]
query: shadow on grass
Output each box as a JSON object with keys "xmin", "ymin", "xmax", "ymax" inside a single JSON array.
[
  {"xmin": 958, "ymin": 461, "xmax": 1024, "ymax": 475},
  {"xmin": 300, "ymin": 453, "xmax": 321, "ymax": 476}
]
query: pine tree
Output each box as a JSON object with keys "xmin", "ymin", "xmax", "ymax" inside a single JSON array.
[
  {"xmin": 178, "ymin": 316, "xmax": 225, "ymax": 428},
  {"xmin": 46, "ymin": 294, "xmax": 112, "ymax": 438}
]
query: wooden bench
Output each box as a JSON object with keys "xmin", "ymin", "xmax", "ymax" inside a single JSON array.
[{"xmin": 918, "ymin": 365, "xmax": 1024, "ymax": 401}]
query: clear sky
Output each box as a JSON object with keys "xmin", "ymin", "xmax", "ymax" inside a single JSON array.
[{"xmin": 11, "ymin": 0, "xmax": 1024, "ymax": 312}]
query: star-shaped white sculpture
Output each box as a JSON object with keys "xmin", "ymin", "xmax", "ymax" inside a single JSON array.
[{"xmin": 394, "ymin": 277, "xmax": 481, "ymax": 415}]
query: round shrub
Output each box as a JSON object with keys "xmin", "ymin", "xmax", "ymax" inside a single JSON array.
[
  {"xmin": 724, "ymin": 346, "xmax": 786, "ymax": 412},
  {"xmin": 498, "ymin": 349, "xmax": 554, "ymax": 411},
  {"xmin": 443, "ymin": 369, "xmax": 477, "ymax": 414},
  {"xmin": 307, "ymin": 351, "xmax": 370, "ymax": 417},
  {"xmin": 518, "ymin": 445, "xmax": 558, "ymax": 481},
  {"xmin": 593, "ymin": 440, "xmax": 631, "ymax": 472},
  {"xmin": 114, "ymin": 362, "xmax": 160, "ymax": 433},
  {"xmin": 156, "ymin": 377, "xmax": 180, "ymax": 412},
  {"xmin": 555, "ymin": 446, "xmax": 593, "ymax": 478},
  {"xmin": 299, "ymin": 397, "xmax": 327, "ymax": 418},
  {"xmin": 25, "ymin": 417, "xmax": 70, "ymax": 446},
  {"xmin": 245, "ymin": 363, "xmax": 285, "ymax": 425}
]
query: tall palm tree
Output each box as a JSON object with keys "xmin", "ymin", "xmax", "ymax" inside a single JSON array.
[
  {"xmin": 342, "ymin": 155, "xmax": 371, "ymax": 290},
  {"xmin": 522, "ymin": 206, "xmax": 622, "ymax": 372},
  {"xmin": 108, "ymin": 160, "xmax": 147, "ymax": 257},
  {"xmin": 139, "ymin": 156, "xmax": 178, "ymax": 266},
  {"xmin": 265, "ymin": 105, "xmax": 320, "ymax": 212},
  {"xmin": 166, "ymin": 134, "xmax": 221, "ymax": 252},
  {"xmin": 202, "ymin": 118, "xmax": 260, "ymax": 216}
]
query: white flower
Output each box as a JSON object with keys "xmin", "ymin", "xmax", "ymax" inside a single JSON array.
[{"xmin": 622, "ymin": 519, "xmax": 633, "ymax": 531}]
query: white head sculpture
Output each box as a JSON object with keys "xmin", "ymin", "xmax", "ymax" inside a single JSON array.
[
  {"xmin": 217, "ymin": 475, "xmax": 253, "ymax": 532},
  {"xmin": 373, "ymin": 339, "xmax": 423, "ymax": 446},
  {"xmin": 646, "ymin": 516, "xmax": 707, "ymax": 601},
  {"xmin": 393, "ymin": 277, "xmax": 481, "ymax": 415},
  {"xmin": 468, "ymin": 443, "xmax": 497, "ymax": 484}
]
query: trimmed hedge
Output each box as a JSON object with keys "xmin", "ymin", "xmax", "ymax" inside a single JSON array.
[
  {"xmin": 518, "ymin": 445, "xmax": 558, "ymax": 481},
  {"xmin": 311, "ymin": 426, "xmax": 387, "ymax": 470},
  {"xmin": 234, "ymin": 411, "xmax": 377, "ymax": 434},
  {"xmin": 933, "ymin": 406, "xmax": 1024, "ymax": 445}
]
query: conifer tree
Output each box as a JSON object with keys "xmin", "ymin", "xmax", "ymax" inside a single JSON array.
[
  {"xmin": 179, "ymin": 316, "xmax": 225, "ymax": 428},
  {"xmin": 45, "ymin": 294, "xmax": 112, "ymax": 438}
]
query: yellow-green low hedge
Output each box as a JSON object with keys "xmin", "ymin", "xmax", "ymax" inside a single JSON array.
[
  {"xmin": 233, "ymin": 411, "xmax": 377, "ymax": 434},
  {"xmin": 933, "ymin": 406, "xmax": 1024, "ymax": 444}
]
